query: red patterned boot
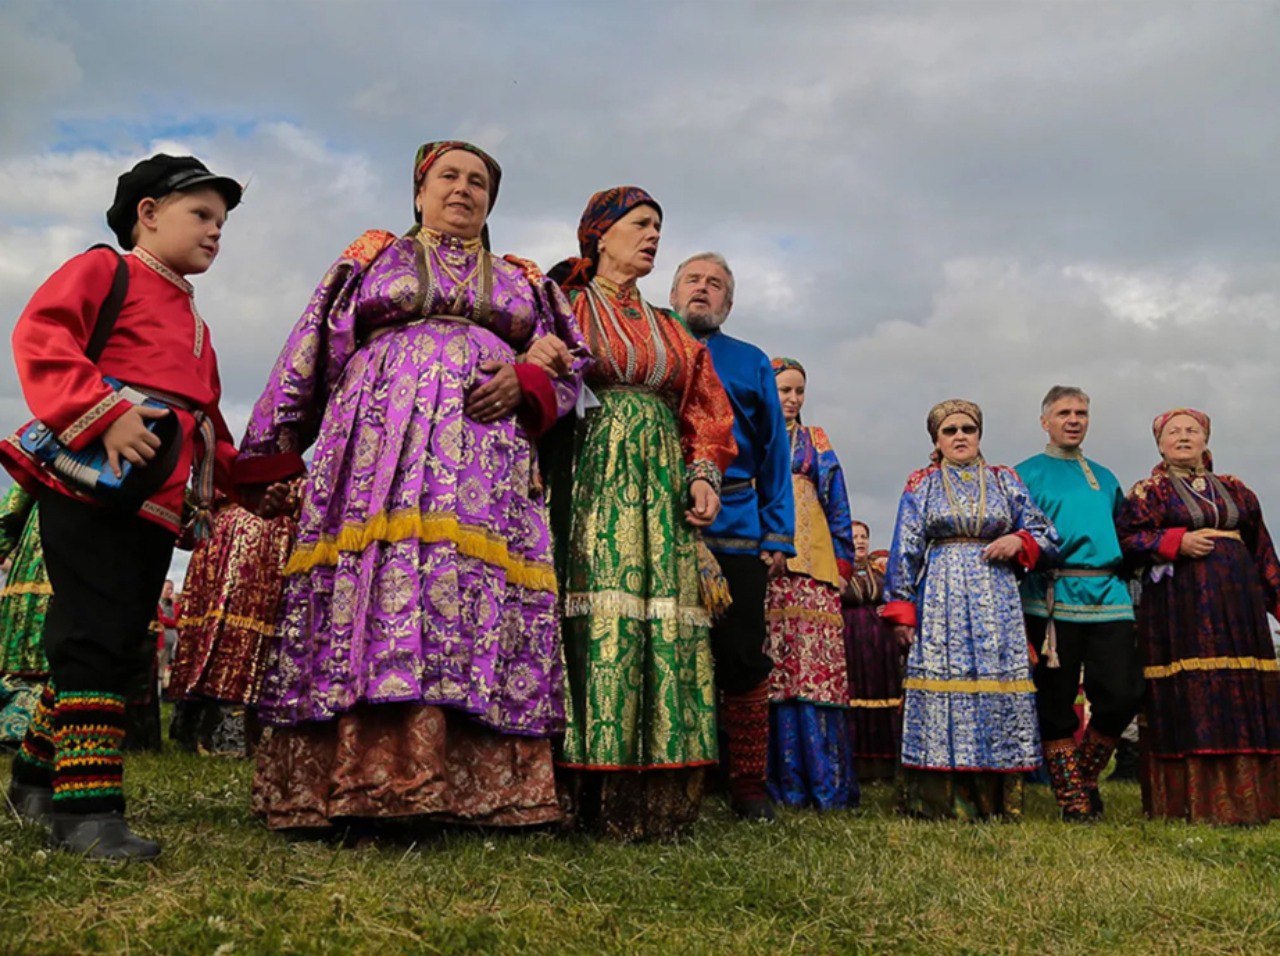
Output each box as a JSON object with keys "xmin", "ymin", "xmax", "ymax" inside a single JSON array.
[
  {"xmin": 1077, "ymin": 727, "xmax": 1120, "ymax": 819},
  {"xmin": 1043, "ymin": 738, "xmax": 1092, "ymax": 822},
  {"xmin": 721, "ymin": 682, "xmax": 774, "ymax": 822}
]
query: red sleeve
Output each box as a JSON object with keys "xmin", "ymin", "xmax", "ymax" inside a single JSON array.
[
  {"xmin": 12, "ymin": 249, "xmax": 133, "ymax": 450},
  {"xmin": 880, "ymin": 600, "xmax": 917, "ymax": 627},
  {"xmin": 233, "ymin": 452, "xmax": 306, "ymax": 488},
  {"xmin": 837, "ymin": 558, "xmax": 855, "ymax": 582},
  {"xmin": 1014, "ymin": 530, "xmax": 1040, "ymax": 570},
  {"xmin": 1156, "ymin": 528, "xmax": 1185, "ymax": 562},
  {"xmin": 513, "ymin": 362, "xmax": 557, "ymax": 438}
]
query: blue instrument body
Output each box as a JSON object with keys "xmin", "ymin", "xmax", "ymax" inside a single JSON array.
[{"xmin": 19, "ymin": 377, "xmax": 181, "ymax": 510}]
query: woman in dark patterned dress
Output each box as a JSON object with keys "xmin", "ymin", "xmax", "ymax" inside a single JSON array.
[{"xmin": 1118, "ymin": 408, "xmax": 1280, "ymax": 824}]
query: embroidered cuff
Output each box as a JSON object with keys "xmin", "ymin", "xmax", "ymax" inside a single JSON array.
[
  {"xmin": 1156, "ymin": 528, "xmax": 1185, "ymax": 563},
  {"xmin": 686, "ymin": 459, "xmax": 722, "ymax": 495},
  {"xmin": 1014, "ymin": 530, "xmax": 1040, "ymax": 570},
  {"xmin": 762, "ymin": 532, "xmax": 796, "ymax": 556},
  {"xmin": 58, "ymin": 392, "xmax": 132, "ymax": 451},
  {"xmin": 513, "ymin": 362, "xmax": 557, "ymax": 438},
  {"xmin": 880, "ymin": 600, "xmax": 917, "ymax": 627},
  {"xmin": 233, "ymin": 452, "xmax": 305, "ymax": 488}
]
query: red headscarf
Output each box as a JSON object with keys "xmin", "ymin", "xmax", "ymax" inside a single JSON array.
[{"xmin": 549, "ymin": 186, "xmax": 663, "ymax": 290}]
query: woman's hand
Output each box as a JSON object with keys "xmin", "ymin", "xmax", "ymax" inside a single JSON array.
[
  {"xmin": 893, "ymin": 624, "xmax": 915, "ymax": 650},
  {"xmin": 685, "ymin": 479, "xmax": 720, "ymax": 528},
  {"xmin": 761, "ymin": 550, "xmax": 788, "ymax": 579},
  {"xmin": 522, "ymin": 335, "xmax": 573, "ymax": 378},
  {"xmin": 982, "ymin": 533, "xmax": 1025, "ymax": 564},
  {"xmin": 1179, "ymin": 529, "xmax": 1217, "ymax": 559},
  {"xmin": 243, "ymin": 479, "xmax": 299, "ymax": 519},
  {"xmin": 466, "ymin": 361, "xmax": 521, "ymax": 423}
]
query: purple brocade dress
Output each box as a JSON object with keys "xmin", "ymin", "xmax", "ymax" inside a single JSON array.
[{"xmin": 239, "ymin": 229, "xmax": 588, "ymax": 829}]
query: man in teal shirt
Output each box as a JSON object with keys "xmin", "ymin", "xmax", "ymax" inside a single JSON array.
[{"xmin": 1017, "ymin": 386, "xmax": 1143, "ymax": 821}]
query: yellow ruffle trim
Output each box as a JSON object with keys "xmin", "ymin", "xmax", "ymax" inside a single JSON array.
[
  {"xmin": 849, "ymin": 697, "xmax": 903, "ymax": 709},
  {"xmin": 1144, "ymin": 655, "xmax": 1279, "ymax": 680},
  {"xmin": 179, "ymin": 608, "xmax": 277, "ymax": 637},
  {"xmin": 284, "ymin": 509, "xmax": 557, "ymax": 594},
  {"xmin": 0, "ymin": 582, "xmax": 53, "ymax": 597},
  {"xmin": 904, "ymin": 677, "xmax": 1036, "ymax": 694}
]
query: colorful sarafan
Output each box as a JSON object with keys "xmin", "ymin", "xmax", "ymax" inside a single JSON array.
[
  {"xmin": 1118, "ymin": 468, "xmax": 1280, "ymax": 824},
  {"xmin": 168, "ymin": 502, "xmax": 295, "ymax": 705},
  {"xmin": 884, "ymin": 461, "xmax": 1058, "ymax": 773},
  {"xmin": 0, "ymin": 484, "xmax": 50, "ymax": 678},
  {"xmin": 555, "ymin": 275, "xmax": 735, "ymax": 772},
  {"xmin": 238, "ymin": 228, "xmax": 590, "ymax": 737}
]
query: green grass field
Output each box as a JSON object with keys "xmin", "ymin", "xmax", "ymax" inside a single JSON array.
[{"xmin": 3, "ymin": 751, "xmax": 1280, "ymax": 955}]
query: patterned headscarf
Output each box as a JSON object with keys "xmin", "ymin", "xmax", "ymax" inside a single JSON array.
[
  {"xmin": 549, "ymin": 186, "xmax": 663, "ymax": 290},
  {"xmin": 1152, "ymin": 407, "xmax": 1213, "ymax": 472},
  {"xmin": 771, "ymin": 357, "xmax": 806, "ymax": 378},
  {"xmin": 412, "ymin": 141, "xmax": 502, "ymax": 248},
  {"xmin": 926, "ymin": 399, "xmax": 983, "ymax": 442}
]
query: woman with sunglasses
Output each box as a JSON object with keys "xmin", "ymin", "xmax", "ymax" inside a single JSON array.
[{"xmin": 883, "ymin": 400, "xmax": 1059, "ymax": 820}]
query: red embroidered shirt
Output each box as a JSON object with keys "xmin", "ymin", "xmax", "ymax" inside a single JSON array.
[{"xmin": 0, "ymin": 246, "xmax": 237, "ymax": 533}]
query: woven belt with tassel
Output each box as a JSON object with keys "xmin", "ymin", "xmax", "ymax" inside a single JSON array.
[
  {"xmin": 1042, "ymin": 568, "xmax": 1114, "ymax": 669},
  {"xmin": 126, "ymin": 383, "xmax": 217, "ymax": 542}
]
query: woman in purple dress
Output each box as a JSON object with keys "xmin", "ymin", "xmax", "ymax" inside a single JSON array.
[
  {"xmin": 236, "ymin": 141, "xmax": 590, "ymax": 832},
  {"xmin": 841, "ymin": 521, "xmax": 902, "ymax": 782}
]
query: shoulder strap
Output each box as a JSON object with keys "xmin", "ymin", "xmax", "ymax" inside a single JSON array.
[{"xmin": 84, "ymin": 243, "xmax": 129, "ymax": 364}]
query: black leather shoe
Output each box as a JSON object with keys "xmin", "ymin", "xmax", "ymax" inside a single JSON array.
[
  {"xmin": 6, "ymin": 780, "xmax": 53, "ymax": 828},
  {"xmin": 731, "ymin": 796, "xmax": 777, "ymax": 823},
  {"xmin": 49, "ymin": 813, "xmax": 161, "ymax": 861},
  {"xmin": 1087, "ymin": 787, "xmax": 1104, "ymax": 819}
]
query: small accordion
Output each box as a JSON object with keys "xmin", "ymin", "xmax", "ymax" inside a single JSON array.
[{"xmin": 19, "ymin": 377, "xmax": 182, "ymax": 512}]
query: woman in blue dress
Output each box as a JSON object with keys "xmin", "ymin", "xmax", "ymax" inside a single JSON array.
[{"xmin": 883, "ymin": 400, "xmax": 1059, "ymax": 820}]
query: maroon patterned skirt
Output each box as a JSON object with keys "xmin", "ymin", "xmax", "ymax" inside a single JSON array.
[{"xmin": 842, "ymin": 604, "xmax": 903, "ymax": 780}]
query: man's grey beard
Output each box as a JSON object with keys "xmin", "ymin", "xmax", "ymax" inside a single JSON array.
[{"xmin": 684, "ymin": 310, "xmax": 729, "ymax": 333}]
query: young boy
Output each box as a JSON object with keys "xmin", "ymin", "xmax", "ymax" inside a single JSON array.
[{"xmin": 1, "ymin": 154, "xmax": 242, "ymax": 860}]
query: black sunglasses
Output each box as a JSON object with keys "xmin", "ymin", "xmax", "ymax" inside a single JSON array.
[{"xmin": 939, "ymin": 424, "xmax": 979, "ymax": 436}]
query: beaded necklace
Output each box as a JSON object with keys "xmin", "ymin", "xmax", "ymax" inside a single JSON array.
[{"xmin": 940, "ymin": 458, "xmax": 987, "ymax": 537}]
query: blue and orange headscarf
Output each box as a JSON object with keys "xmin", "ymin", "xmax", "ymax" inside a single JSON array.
[
  {"xmin": 550, "ymin": 186, "xmax": 663, "ymax": 290},
  {"xmin": 771, "ymin": 356, "xmax": 806, "ymax": 378},
  {"xmin": 413, "ymin": 140, "xmax": 502, "ymax": 247}
]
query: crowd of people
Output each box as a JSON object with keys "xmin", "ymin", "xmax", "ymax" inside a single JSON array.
[{"xmin": 2, "ymin": 142, "xmax": 1278, "ymax": 861}]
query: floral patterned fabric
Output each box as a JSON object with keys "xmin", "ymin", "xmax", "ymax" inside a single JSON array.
[
  {"xmin": 1118, "ymin": 470, "xmax": 1280, "ymax": 823},
  {"xmin": 169, "ymin": 502, "xmax": 295, "ymax": 705},
  {"xmin": 0, "ymin": 485, "xmax": 50, "ymax": 678},
  {"xmin": 885, "ymin": 461, "xmax": 1058, "ymax": 772},
  {"xmin": 842, "ymin": 560, "xmax": 902, "ymax": 777},
  {"xmin": 251, "ymin": 704, "xmax": 560, "ymax": 830},
  {"xmin": 239, "ymin": 230, "xmax": 589, "ymax": 738},
  {"xmin": 766, "ymin": 574, "xmax": 847, "ymax": 706}
]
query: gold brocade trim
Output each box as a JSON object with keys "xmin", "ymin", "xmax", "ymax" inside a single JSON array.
[
  {"xmin": 284, "ymin": 509, "xmax": 557, "ymax": 593},
  {"xmin": 765, "ymin": 605, "xmax": 844, "ymax": 627},
  {"xmin": 849, "ymin": 697, "xmax": 902, "ymax": 709},
  {"xmin": 564, "ymin": 589, "xmax": 710, "ymax": 627},
  {"xmin": 57, "ymin": 391, "xmax": 126, "ymax": 445},
  {"xmin": 178, "ymin": 608, "xmax": 276, "ymax": 637},
  {"xmin": 1143, "ymin": 656, "xmax": 1279, "ymax": 680},
  {"xmin": 904, "ymin": 677, "xmax": 1036, "ymax": 694},
  {"xmin": 0, "ymin": 582, "xmax": 52, "ymax": 597}
]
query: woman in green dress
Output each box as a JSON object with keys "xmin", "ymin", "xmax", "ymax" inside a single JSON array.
[
  {"xmin": 547, "ymin": 187, "xmax": 737, "ymax": 840},
  {"xmin": 0, "ymin": 484, "xmax": 52, "ymax": 746}
]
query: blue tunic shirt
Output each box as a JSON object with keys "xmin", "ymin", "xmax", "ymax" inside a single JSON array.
[
  {"xmin": 1016, "ymin": 448, "xmax": 1134, "ymax": 623},
  {"xmin": 694, "ymin": 329, "xmax": 794, "ymax": 556}
]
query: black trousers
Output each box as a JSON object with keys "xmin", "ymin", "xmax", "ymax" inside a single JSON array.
[
  {"xmin": 38, "ymin": 489, "xmax": 175, "ymax": 695},
  {"xmin": 1025, "ymin": 615, "xmax": 1144, "ymax": 742},
  {"xmin": 708, "ymin": 552, "xmax": 773, "ymax": 695}
]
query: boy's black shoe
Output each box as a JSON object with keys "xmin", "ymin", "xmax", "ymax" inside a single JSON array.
[
  {"xmin": 6, "ymin": 780, "xmax": 53, "ymax": 828},
  {"xmin": 50, "ymin": 813, "xmax": 161, "ymax": 861},
  {"xmin": 1088, "ymin": 787, "xmax": 1104, "ymax": 818}
]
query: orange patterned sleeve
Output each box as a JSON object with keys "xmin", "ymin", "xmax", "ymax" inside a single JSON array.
[{"xmin": 677, "ymin": 332, "xmax": 737, "ymax": 492}]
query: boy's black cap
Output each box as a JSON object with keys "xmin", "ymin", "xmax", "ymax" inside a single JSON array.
[{"xmin": 106, "ymin": 154, "xmax": 243, "ymax": 249}]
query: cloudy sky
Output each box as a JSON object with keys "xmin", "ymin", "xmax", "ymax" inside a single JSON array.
[{"xmin": 3, "ymin": 0, "xmax": 1279, "ymax": 579}]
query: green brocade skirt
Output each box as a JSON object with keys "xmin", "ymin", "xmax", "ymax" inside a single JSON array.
[
  {"xmin": 0, "ymin": 492, "xmax": 51, "ymax": 678},
  {"xmin": 557, "ymin": 388, "xmax": 717, "ymax": 770}
]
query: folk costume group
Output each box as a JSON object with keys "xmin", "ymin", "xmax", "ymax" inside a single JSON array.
[{"xmin": 2, "ymin": 142, "xmax": 1279, "ymax": 861}]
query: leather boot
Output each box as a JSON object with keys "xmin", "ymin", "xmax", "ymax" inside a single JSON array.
[
  {"xmin": 50, "ymin": 813, "xmax": 161, "ymax": 861},
  {"xmin": 721, "ymin": 682, "xmax": 775, "ymax": 822},
  {"xmin": 6, "ymin": 779, "xmax": 54, "ymax": 828},
  {"xmin": 1077, "ymin": 727, "xmax": 1120, "ymax": 819}
]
